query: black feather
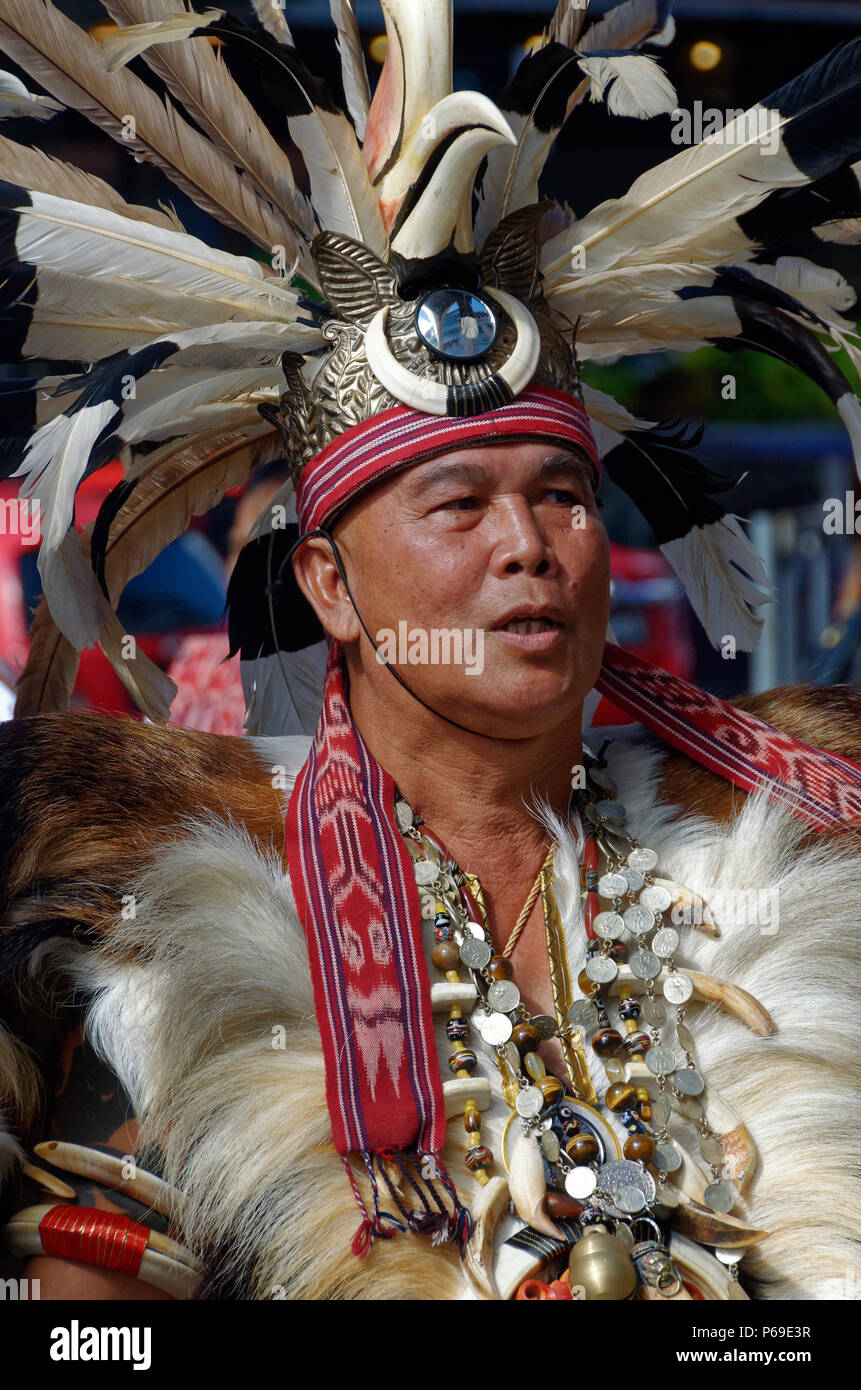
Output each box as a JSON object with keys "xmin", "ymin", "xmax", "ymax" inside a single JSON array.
[{"xmin": 227, "ymin": 526, "xmax": 323, "ymax": 660}]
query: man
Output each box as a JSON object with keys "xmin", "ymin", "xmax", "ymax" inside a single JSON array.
[{"xmin": 0, "ymin": 0, "xmax": 860, "ymax": 1300}]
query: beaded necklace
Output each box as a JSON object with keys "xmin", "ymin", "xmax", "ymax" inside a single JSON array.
[{"xmin": 397, "ymin": 745, "xmax": 758, "ymax": 1300}]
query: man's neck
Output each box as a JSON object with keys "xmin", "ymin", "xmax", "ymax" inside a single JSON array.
[{"xmin": 348, "ymin": 663, "xmax": 584, "ymax": 924}]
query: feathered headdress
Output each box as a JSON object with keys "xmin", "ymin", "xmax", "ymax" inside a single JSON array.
[{"xmin": 1, "ymin": 0, "xmax": 859, "ymax": 733}]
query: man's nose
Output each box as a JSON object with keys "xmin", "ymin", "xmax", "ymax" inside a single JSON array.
[{"xmin": 490, "ymin": 497, "xmax": 555, "ymax": 576}]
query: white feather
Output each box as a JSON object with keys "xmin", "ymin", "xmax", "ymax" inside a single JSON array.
[
  {"xmin": 7, "ymin": 187, "xmax": 301, "ymax": 322},
  {"xmin": 100, "ymin": 2, "xmax": 316, "ymax": 257},
  {"xmin": 329, "ymin": 0, "xmax": 371, "ymax": 141},
  {"xmin": 837, "ymin": 393, "xmax": 861, "ymax": 484},
  {"xmin": 0, "ymin": 130, "xmax": 182, "ymax": 231},
  {"xmin": 0, "ymin": 0, "xmax": 294, "ymax": 253},
  {"xmin": 661, "ymin": 517, "xmax": 775, "ymax": 652},
  {"xmin": 38, "ymin": 527, "xmax": 176, "ymax": 719},
  {"xmin": 0, "ymin": 67, "xmax": 62, "ymax": 118},
  {"xmin": 577, "ymin": 52, "xmax": 677, "ymax": 120},
  {"xmin": 541, "ymin": 103, "xmax": 821, "ymax": 283},
  {"xmin": 579, "ymin": 0, "xmax": 672, "ymax": 54},
  {"xmin": 249, "ymin": 0, "xmax": 293, "ymax": 46}
]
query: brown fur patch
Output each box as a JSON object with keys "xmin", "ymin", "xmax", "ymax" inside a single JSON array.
[{"xmin": 0, "ymin": 714, "xmax": 283, "ymax": 948}]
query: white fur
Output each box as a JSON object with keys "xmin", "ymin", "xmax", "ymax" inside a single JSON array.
[{"xmin": 2, "ymin": 729, "xmax": 859, "ymax": 1298}]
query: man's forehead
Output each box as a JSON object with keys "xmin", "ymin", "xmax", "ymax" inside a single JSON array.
[{"xmin": 402, "ymin": 443, "xmax": 596, "ymax": 492}]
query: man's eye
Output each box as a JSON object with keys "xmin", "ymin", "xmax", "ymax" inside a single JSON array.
[
  {"xmin": 440, "ymin": 495, "xmax": 479, "ymax": 511},
  {"xmin": 544, "ymin": 489, "xmax": 579, "ymax": 505}
]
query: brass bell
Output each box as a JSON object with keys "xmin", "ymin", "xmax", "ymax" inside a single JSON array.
[{"xmin": 568, "ymin": 1224, "xmax": 638, "ymax": 1301}]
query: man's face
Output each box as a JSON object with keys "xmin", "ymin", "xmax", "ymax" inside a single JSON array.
[{"xmin": 310, "ymin": 439, "xmax": 611, "ymax": 739}]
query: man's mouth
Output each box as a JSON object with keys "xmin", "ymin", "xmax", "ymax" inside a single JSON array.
[{"xmin": 498, "ymin": 617, "xmax": 560, "ymax": 635}]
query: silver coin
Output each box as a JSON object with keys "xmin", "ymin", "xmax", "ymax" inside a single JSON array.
[
  {"xmin": 627, "ymin": 847, "xmax": 658, "ymax": 872},
  {"xmin": 639, "ymin": 884, "xmax": 672, "ymax": 913},
  {"xmin": 532, "ymin": 1013, "xmax": 558, "ymax": 1040},
  {"xmin": 598, "ymin": 1159, "xmax": 656, "ymax": 1205},
  {"xmin": 567, "ymin": 1000, "xmax": 598, "ymax": 1030},
  {"xmin": 413, "ymin": 859, "xmax": 439, "ymax": 887},
  {"xmin": 472, "ymin": 1010, "xmax": 512, "ymax": 1045},
  {"xmin": 621, "ymin": 867, "xmax": 645, "ymax": 893},
  {"xmin": 593, "ymin": 910, "xmax": 625, "ymax": 940},
  {"xmin": 651, "ymin": 1095, "xmax": 671, "ymax": 1129},
  {"xmin": 617, "ymin": 1186, "xmax": 647, "ymax": 1214},
  {"xmin": 641, "ymin": 997, "xmax": 667, "ymax": 1027},
  {"xmin": 466, "ymin": 921, "xmax": 485, "ymax": 939},
  {"xmin": 623, "ymin": 904, "xmax": 654, "ymax": 935},
  {"xmin": 564, "ymin": 1166, "xmax": 597, "ymax": 1199},
  {"xmin": 515, "ymin": 1086, "xmax": 544, "ymax": 1119},
  {"xmin": 598, "ymin": 872, "xmax": 628, "ymax": 899},
  {"xmin": 585, "ymin": 955, "xmax": 618, "ymax": 984},
  {"xmin": 541, "ymin": 1130, "xmax": 561, "ymax": 1163},
  {"xmin": 663, "ymin": 971, "xmax": 693, "ymax": 1004},
  {"xmin": 705, "ymin": 1182, "xmax": 735, "ymax": 1213},
  {"xmin": 675, "ymin": 1095, "xmax": 703, "ymax": 1122},
  {"xmin": 459, "ymin": 936, "xmax": 492, "ymax": 969},
  {"xmin": 652, "ymin": 927, "xmax": 679, "ymax": 958},
  {"xmin": 395, "ymin": 800, "xmax": 414, "ymax": 833},
  {"xmin": 646, "ymin": 1047, "xmax": 677, "ymax": 1075},
  {"xmin": 676, "ymin": 1022, "xmax": 696, "ymax": 1055},
  {"xmin": 487, "ymin": 979, "xmax": 520, "ymax": 1013},
  {"xmin": 629, "ymin": 949, "xmax": 660, "ymax": 980},
  {"xmin": 699, "ymin": 1136, "xmax": 724, "ymax": 1165},
  {"xmin": 654, "ymin": 1143, "xmax": 682, "ymax": 1172},
  {"xmin": 596, "ymin": 799, "xmax": 627, "ymax": 823},
  {"xmin": 674, "ymin": 1068, "xmax": 705, "ymax": 1097},
  {"xmin": 714, "ymin": 1246, "xmax": 745, "ymax": 1267}
]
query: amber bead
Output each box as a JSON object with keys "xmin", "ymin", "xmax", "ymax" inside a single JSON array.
[
  {"xmin": 431, "ymin": 940, "xmax": 460, "ymax": 971},
  {"xmin": 487, "ymin": 954, "xmax": 514, "ymax": 981},
  {"xmin": 512, "ymin": 1022, "xmax": 541, "ymax": 1054},
  {"xmin": 576, "ymin": 969, "xmax": 595, "ymax": 996},
  {"xmin": 591, "ymin": 1027, "xmax": 623, "ymax": 1057},
  {"xmin": 604, "ymin": 1081, "xmax": 636, "ymax": 1112},
  {"xmin": 623, "ymin": 1133, "xmax": 657, "ymax": 1163},
  {"xmin": 464, "ymin": 1109, "xmax": 482, "ymax": 1133},
  {"xmin": 537, "ymin": 1075, "xmax": 564, "ymax": 1104},
  {"xmin": 566, "ymin": 1133, "xmax": 599, "ymax": 1164}
]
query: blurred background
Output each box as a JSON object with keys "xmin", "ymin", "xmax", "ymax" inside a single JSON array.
[{"xmin": 1, "ymin": 0, "xmax": 860, "ymax": 726}]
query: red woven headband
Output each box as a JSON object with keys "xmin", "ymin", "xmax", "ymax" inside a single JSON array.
[{"xmin": 295, "ymin": 386, "xmax": 600, "ymax": 534}]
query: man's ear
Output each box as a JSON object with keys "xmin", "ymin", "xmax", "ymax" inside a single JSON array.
[{"xmin": 291, "ymin": 536, "xmax": 361, "ymax": 643}]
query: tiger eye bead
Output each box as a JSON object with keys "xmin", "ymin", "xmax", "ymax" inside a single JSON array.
[
  {"xmin": 464, "ymin": 1109, "xmax": 482, "ymax": 1133},
  {"xmin": 604, "ymin": 1081, "xmax": 636, "ymax": 1112},
  {"xmin": 487, "ymin": 954, "xmax": 514, "ymax": 980},
  {"xmin": 512, "ymin": 1022, "xmax": 541, "ymax": 1054},
  {"xmin": 591, "ymin": 1027, "xmax": 623, "ymax": 1057},
  {"xmin": 566, "ymin": 1132, "xmax": 599, "ymax": 1164},
  {"xmin": 432, "ymin": 941, "xmax": 460, "ymax": 972},
  {"xmin": 537, "ymin": 1075, "xmax": 564, "ymax": 1104},
  {"xmin": 608, "ymin": 942, "xmax": 629, "ymax": 965},
  {"xmin": 623, "ymin": 1133, "xmax": 657, "ymax": 1163}
]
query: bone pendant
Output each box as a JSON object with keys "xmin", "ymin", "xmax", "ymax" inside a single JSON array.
[{"xmin": 508, "ymin": 1130, "xmax": 562, "ymax": 1239}]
